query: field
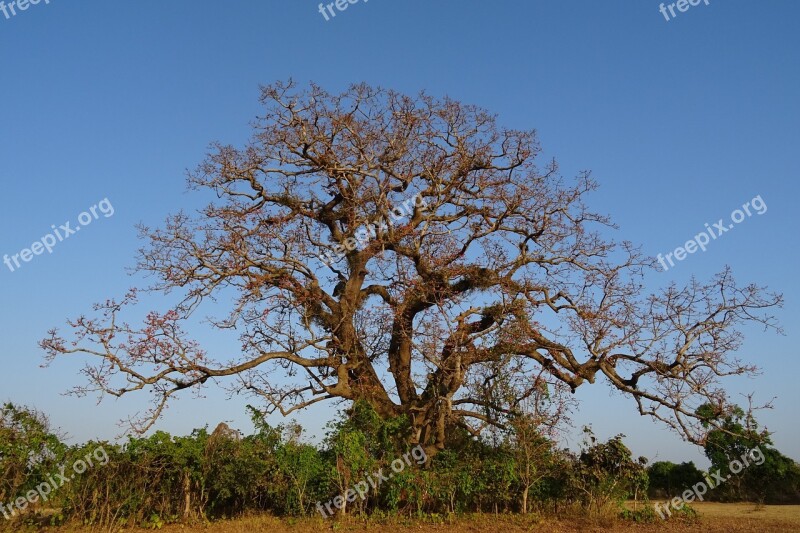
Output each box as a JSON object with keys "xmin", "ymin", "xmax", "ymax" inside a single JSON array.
[{"xmin": 15, "ymin": 503, "xmax": 796, "ymax": 533}]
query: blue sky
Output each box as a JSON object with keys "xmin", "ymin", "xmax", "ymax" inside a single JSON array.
[{"xmin": 0, "ymin": 0, "xmax": 798, "ymax": 468}]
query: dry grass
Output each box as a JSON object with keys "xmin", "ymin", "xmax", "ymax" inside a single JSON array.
[{"xmin": 7, "ymin": 503, "xmax": 800, "ymax": 533}]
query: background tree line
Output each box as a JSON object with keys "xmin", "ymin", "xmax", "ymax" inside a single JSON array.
[{"xmin": 1, "ymin": 401, "xmax": 798, "ymax": 529}]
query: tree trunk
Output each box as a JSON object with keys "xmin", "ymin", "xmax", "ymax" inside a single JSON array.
[
  {"xmin": 522, "ymin": 485, "xmax": 529, "ymax": 514},
  {"xmin": 182, "ymin": 471, "xmax": 191, "ymax": 522}
]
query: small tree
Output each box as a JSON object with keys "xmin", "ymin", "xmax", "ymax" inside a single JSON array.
[
  {"xmin": 429, "ymin": 448, "xmax": 480, "ymax": 514},
  {"xmin": 323, "ymin": 401, "xmax": 410, "ymax": 516},
  {"xmin": 324, "ymin": 423, "xmax": 371, "ymax": 517},
  {"xmin": 570, "ymin": 429, "xmax": 647, "ymax": 515},
  {"xmin": 698, "ymin": 403, "xmax": 800, "ymax": 503},
  {"xmin": 273, "ymin": 424, "xmax": 324, "ymax": 515},
  {"xmin": 508, "ymin": 414, "xmax": 556, "ymax": 513},
  {"xmin": 0, "ymin": 403, "xmax": 65, "ymax": 511},
  {"xmin": 480, "ymin": 446, "xmax": 518, "ymax": 513},
  {"xmin": 647, "ymin": 461, "xmax": 703, "ymax": 499}
]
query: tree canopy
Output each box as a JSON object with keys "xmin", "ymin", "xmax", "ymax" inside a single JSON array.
[{"xmin": 42, "ymin": 81, "xmax": 782, "ymax": 455}]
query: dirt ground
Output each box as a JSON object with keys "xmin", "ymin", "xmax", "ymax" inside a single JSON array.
[{"xmin": 7, "ymin": 503, "xmax": 800, "ymax": 532}]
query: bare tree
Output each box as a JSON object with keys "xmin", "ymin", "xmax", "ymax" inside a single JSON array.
[
  {"xmin": 506, "ymin": 392, "xmax": 570, "ymax": 514},
  {"xmin": 41, "ymin": 81, "xmax": 782, "ymax": 457}
]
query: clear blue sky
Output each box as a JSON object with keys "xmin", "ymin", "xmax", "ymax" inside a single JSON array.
[{"xmin": 1, "ymin": 0, "xmax": 798, "ymax": 468}]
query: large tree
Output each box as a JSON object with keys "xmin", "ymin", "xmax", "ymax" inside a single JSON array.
[{"xmin": 42, "ymin": 81, "xmax": 781, "ymax": 456}]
